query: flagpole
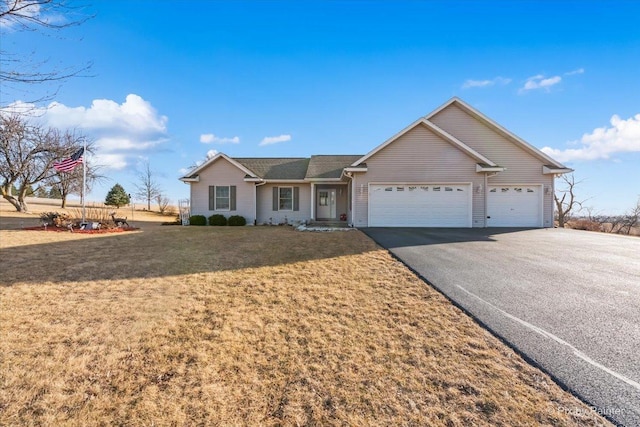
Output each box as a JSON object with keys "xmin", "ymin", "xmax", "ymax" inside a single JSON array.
[{"xmin": 82, "ymin": 137, "xmax": 87, "ymax": 223}]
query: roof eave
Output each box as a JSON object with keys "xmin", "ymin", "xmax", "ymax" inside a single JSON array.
[
  {"xmin": 543, "ymin": 166, "xmax": 574, "ymax": 175},
  {"xmin": 179, "ymin": 176, "xmax": 200, "ymax": 183},
  {"xmin": 305, "ymin": 177, "xmax": 343, "ymax": 182},
  {"xmin": 262, "ymin": 179, "xmax": 309, "ymax": 184},
  {"xmin": 476, "ymin": 164, "xmax": 506, "ymax": 173}
]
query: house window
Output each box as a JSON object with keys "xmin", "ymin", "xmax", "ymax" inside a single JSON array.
[
  {"xmin": 272, "ymin": 187, "xmax": 299, "ymax": 211},
  {"xmin": 279, "ymin": 187, "xmax": 293, "ymax": 211},
  {"xmin": 209, "ymin": 185, "xmax": 236, "ymax": 211},
  {"xmin": 216, "ymin": 186, "xmax": 230, "ymax": 210}
]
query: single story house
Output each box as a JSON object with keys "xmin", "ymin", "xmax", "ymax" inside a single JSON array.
[{"xmin": 180, "ymin": 97, "xmax": 572, "ymax": 228}]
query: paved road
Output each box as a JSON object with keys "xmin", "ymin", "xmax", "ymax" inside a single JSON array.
[{"xmin": 362, "ymin": 227, "xmax": 640, "ymax": 427}]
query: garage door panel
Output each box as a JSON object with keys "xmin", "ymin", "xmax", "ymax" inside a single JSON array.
[
  {"xmin": 487, "ymin": 185, "xmax": 542, "ymax": 227},
  {"xmin": 369, "ymin": 184, "xmax": 471, "ymax": 227}
]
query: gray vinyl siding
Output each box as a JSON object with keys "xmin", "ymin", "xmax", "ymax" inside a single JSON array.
[
  {"xmin": 189, "ymin": 157, "xmax": 255, "ymax": 223},
  {"xmin": 353, "ymin": 124, "xmax": 484, "ymax": 227},
  {"xmin": 430, "ymin": 104, "xmax": 554, "ymax": 227},
  {"xmin": 256, "ymin": 183, "xmax": 311, "ymax": 225}
]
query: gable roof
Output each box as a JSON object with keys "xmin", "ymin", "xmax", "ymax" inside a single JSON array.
[
  {"xmin": 305, "ymin": 155, "xmax": 363, "ymax": 179},
  {"xmin": 351, "ymin": 117, "xmax": 498, "ymax": 167},
  {"xmin": 427, "ymin": 97, "xmax": 568, "ymax": 169},
  {"xmin": 179, "ymin": 152, "xmax": 258, "ymax": 181},
  {"xmin": 234, "ymin": 158, "xmax": 310, "ymax": 180}
]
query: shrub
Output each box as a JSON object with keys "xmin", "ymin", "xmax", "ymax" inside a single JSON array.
[
  {"xmin": 228, "ymin": 215, "xmax": 247, "ymax": 226},
  {"xmin": 208, "ymin": 214, "xmax": 227, "ymax": 226},
  {"xmin": 189, "ymin": 215, "xmax": 207, "ymax": 226},
  {"xmin": 569, "ymin": 219, "xmax": 602, "ymax": 232}
]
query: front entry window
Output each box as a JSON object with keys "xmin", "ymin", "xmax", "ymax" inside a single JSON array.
[{"xmin": 319, "ymin": 191, "xmax": 329, "ymax": 206}]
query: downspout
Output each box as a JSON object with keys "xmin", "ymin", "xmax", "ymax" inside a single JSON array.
[{"xmin": 310, "ymin": 182, "xmax": 315, "ymax": 222}]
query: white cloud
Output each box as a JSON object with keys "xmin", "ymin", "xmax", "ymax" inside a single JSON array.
[
  {"xmin": 519, "ymin": 68, "xmax": 584, "ymax": 94},
  {"xmin": 462, "ymin": 76, "xmax": 511, "ymax": 89},
  {"xmin": 45, "ymin": 94, "xmax": 168, "ymax": 136},
  {"xmin": 6, "ymin": 94, "xmax": 169, "ymax": 170},
  {"xmin": 541, "ymin": 114, "xmax": 640, "ymax": 162},
  {"xmin": 92, "ymin": 153, "xmax": 128, "ymax": 170},
  {"xmin": 200, "ymin": 133, "xmax": 240, "ymax": 144},
  {"xmin": 259, "ymin": 134, "xmax": 291, "ymax": 146},
  {"xmin": 520, "ymin": 74, "xmax": 562, "ymax": 93},
  {"xmin": 206, "ymin": 149, "xmax": 219, "ymax": 159},
  {"xmin": 565, "ymin": 68, "xmax": 585, "ymax": 76}
]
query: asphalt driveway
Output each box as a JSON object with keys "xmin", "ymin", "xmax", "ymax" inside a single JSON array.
[{"xmin": 362, "ymin": 227, "xmax": 640, "ymax": 427}]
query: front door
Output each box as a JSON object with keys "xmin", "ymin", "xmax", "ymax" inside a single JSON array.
[{"xmin": 317, "ymin": 189, "xmax": 336, "ymax": 219}]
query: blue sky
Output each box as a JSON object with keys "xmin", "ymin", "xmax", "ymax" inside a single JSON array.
[{"xmin": 3, "ymin": 0, "xmax": 639, "ymax": 214}]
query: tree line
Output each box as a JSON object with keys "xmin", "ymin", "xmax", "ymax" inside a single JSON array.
[
  {"xmin": 555, "ymin": 173, "xmax": 639, "ymax": 235},
  {"xmin": 0, "ymin": 114, "xmax": 102, "ymax": 211},
  {"xmin": 1, "ymin": 114, "xmax": 173, "ymax": 214}
]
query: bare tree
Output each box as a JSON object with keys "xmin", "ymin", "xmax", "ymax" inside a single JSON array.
[
  {"xmin": 155, "ymin": 193, "xmax": 171, "ymax": 215},
  {"xmin": 134, "ymin": 160, "xmax": 161, "ymax": 211},
  {"xmin": 554, "ymin": 173, "xmax": 585, "ymax": 228},
  {"xmin": 603, "ymin": 199, "xmax": 640, "ymax": 235},
  {"xmin": 0, "ymin": 114, "xmax": 79, "ymax": 211},
  {"xmin": 1, "ymin": 0, "xmax": 93, "ymax": 111}
]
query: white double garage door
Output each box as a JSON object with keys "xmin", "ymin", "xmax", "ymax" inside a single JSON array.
[{"xmin": 368, "ymin": 183, "xmax": 543, "ymax": 227}]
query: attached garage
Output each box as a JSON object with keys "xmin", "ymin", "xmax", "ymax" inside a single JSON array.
[
  {"xmin": 487, "ymin": 185, "xmax": 543, "ymax": 227},
  {"xmin": 368, "ymin": 183, "xmax": 472, "ymax": 227}
]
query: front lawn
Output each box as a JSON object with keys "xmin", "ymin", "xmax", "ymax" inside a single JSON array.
[{"xmin": 0, "ymin": 209, "xmax": 610, "ymax": 426}]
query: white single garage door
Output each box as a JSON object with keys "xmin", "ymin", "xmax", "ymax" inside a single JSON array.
[
  {"xmin": 369, "ymin": 183, "xmax": 472, "ymax": 227},
  {"xmin": 487, "ymin": 185, "xmax": 542, "ymax": 227}
]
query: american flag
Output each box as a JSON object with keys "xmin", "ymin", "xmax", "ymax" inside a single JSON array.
[{"xmin": 53, "ymin": 147, "xmax": 84, "ymax": 172}]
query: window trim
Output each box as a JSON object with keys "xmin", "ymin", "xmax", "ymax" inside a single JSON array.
[
  {"xmin": 278, "ymin": 186, "xmax": 294, "ymax": 211},
  {"xmin": 209, "ymin": 184, "xmax": 237, "ymax": 212},
  {"xmin": 215, "ymin": 185, "xmax": 231, "ymax": 211}
]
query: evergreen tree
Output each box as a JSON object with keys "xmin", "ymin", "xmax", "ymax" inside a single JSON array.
[
  {"xmin": 105, "ymin": 184, "xmax": 130, "ymax": 208},
  {"xmin": 48, "ymin": 187, "xmax": 62, "ymax": 199}
]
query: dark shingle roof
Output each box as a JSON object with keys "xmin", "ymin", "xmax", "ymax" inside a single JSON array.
[
  {"xmin": 305, "ymin": 155, "xmax": 363, "ymax": 179},
  {"xmin": 234, "ymin": 158, "xmax": 310, "ymax": 180}
]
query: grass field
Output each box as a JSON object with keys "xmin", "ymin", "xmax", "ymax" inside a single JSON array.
[{"xmin": 0, "ymin": 201, "xmax": 611, "ymax": 426}]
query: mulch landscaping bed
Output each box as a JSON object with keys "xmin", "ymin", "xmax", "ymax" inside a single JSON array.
[{"xmin": 23, "ymin": 226, "xmax": 139, "ymax": 233}]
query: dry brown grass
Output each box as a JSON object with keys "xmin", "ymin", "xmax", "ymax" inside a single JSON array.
[{"xmin": 0, "ymin": 201, "xmax": 611, "ymax": 426}]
